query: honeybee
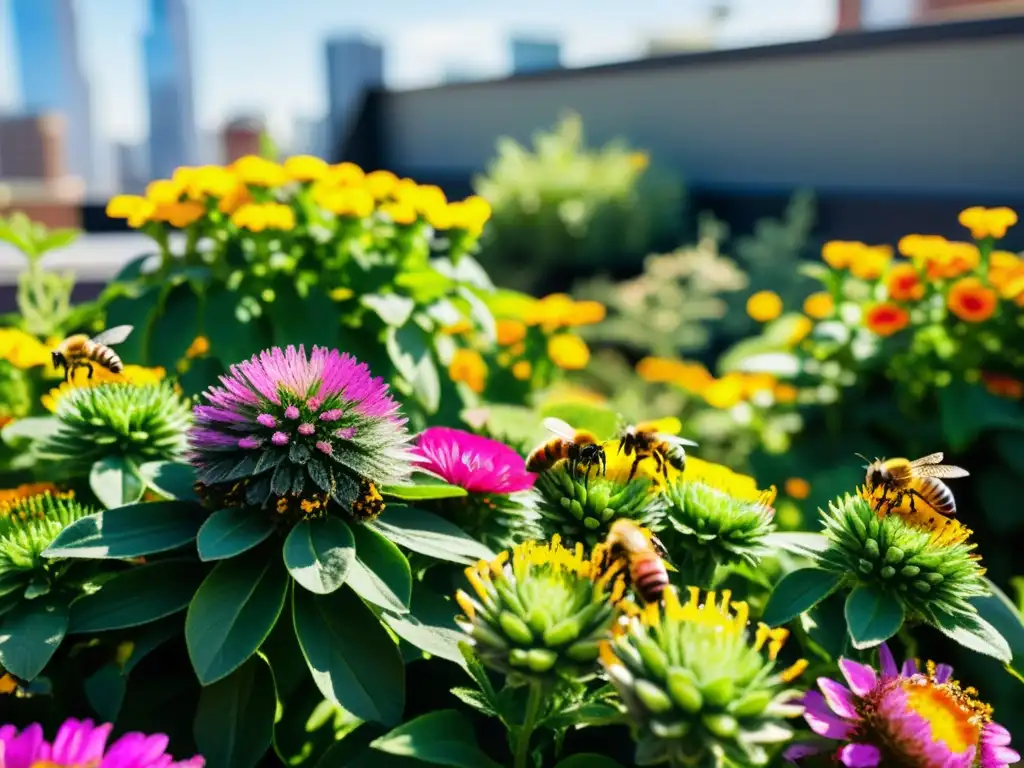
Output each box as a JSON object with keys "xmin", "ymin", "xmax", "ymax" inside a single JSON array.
[
  {"xmin": 526, "ymin": 417, "xmax": 607, "ymax": 482},
  {"xmin": 618, "ymin": 417, "xmax": 698, "ymax": 482},
  {"xmin": 603, "ymin": 518, "xmax": 670, "ymax": 604},
  {"xmin": 863, "ymin": 452, "xmax": 970, "ymax": 517},
  {"xmin": 51, "ymin": 325, "xmax": 134, "ymax": 383}
]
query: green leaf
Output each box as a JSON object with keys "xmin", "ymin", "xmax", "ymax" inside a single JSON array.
[
  {"xmin": 120, "ymin": 616, "xmax": 182, "ymax": 674},
  {"xmin": 270, "ymin": 284, "xmax": 343, "ymax": 349},
  {"xmin": 138, "ymin": 461, "xmax": 199, "ymax": 501},
  {"xmin": 553, "ymin": 757, "xmax": 625, "ymax": 768},
  {"xmin": 938, "ymin": 380, "xmax": 1024, "ymax": 451},
  {"xmin": 44, "ymin": 501, "xmax": 206, "ymax": 559},
  {"xmin": 970, "ymin": 579, "xmax": 1024, "ymax": 674},
  {"xmin": 457, "ymin": 286, "xmax": 496, "ymax": 344},
  {"xmin": 292, "ymin": 585, "xmax": 404, "ymax": 726},
  {"xmin": 381, "ymin": 584, "xmax": 463, "ymax": 664},
  {"xmin": 194, "ymin": 654, "xmax": 277, "ymax": 768},
  {"xmin": 147, "ymin": 283, "xmax": 202, "ymax": 370},
  {"xmin": 205, "ymin": 288, "xmax": 273, "ymax": 365},
  {"xmin": 937, "ymin": 612, "xmax": 1012, "ymax": 664},
  {"xmin": 84, "ymin": 663, "xmax": 126, "ymax": 722},
  {"xmin": 370, "ymin": 506, "xmax": 494, "ymax": 564},
  {"xmin": 379, "ymin": 476, "xmax": 469, "ymax": 500},
  {"xmin": 186, "ymin": 545, "xmax": 289, "ymax": 685},
  {"xmin": 69, "ymin": 559, "xmax": 204, "ymax": 633},
  {"xmin": 37, "ymin": 228, "xmax": 80, "ymax": 253},
  {"xmin": 386, "ymin": 324, "xmax": 440, "ymax": 414},
  {"xmin": 845, "ymin": 586, "xmax": 905, "ymax": 649},
  {"xmin": 104, "ymin": 291, "xmax": 155, "ymax": 364},
  {"xmin": 1, "ymin": 416, "xmax": 60, "ymax": 446},
  {"xmin": 179, "ymin": 357, "xmax": 226, "ymax": 400},
  {"xmin": 762, "ymin": 568, "xmax": 846, "ymax": 627},
  {"xmin": 363, "ymin": 294, "xmax": 416, "ymax": 327},
  {"xmin": 347, "ymin": 524, "xmax": 412, "ymax": 614},
  {"xmin": 197, "ymin": 508, "xmax": 276, "ymax": 562},
  {"xmin": 89, "ymin": 456, "xmax": 145, "ymax": 509},
  {"xmin": 0, "ymin": 599, "xmax": 68, "ymax": 680},
  {"xmin": 370, "ymin": 710, "xmax": 501, "ymax": 768},
  {"xmin": 283, "ymin": 517, "xmax": 355, "ymax": 595}
]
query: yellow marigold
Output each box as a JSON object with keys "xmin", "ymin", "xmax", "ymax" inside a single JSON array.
[
  {"xmin": 566, "ymin": 300, "xmax": 606, "ymax": 326},
  {"xmin": 364, "ymin": 170, "xmax": 399, "ymax": 200},
  {"xmin": 525, "ymin": 293, "xmax": 577, "ymax": 330},
  {"xmin": 773, "ymin": 382, "xmax": 798, "ymax": 403},
  {"xmin": 784, "ymin": 477, "xmax": 811, "ymax": 500},
  {"xmin": 323, "ymin": 162, "xmax": 365, "ymax": 186},
  {"xmin": 186, "ymin": 165, "xmax": 236, "ymax": 199},
  {"xmin": 802, "ymin": 292, "xmax": 833, "ymax": 319},
  {"xmin": 414, "ymin": 184, "xmax": 447, "ymax": 213},
  {"xmin": 283, "ymin": 155, "xmax": 328, "ymax": 182},
  {"xmin": 424, "ymin": 202, "xmax": 453, "ymax": 230},
  {"xmin": 911, "ymin": 238, "xmax": 977, "ymax": 280},
  {"xmin": 380, "ymin": 201, "xmax": 418, "ymax": 226},
  {"xmin": 948, "ymin": 277, "xmax": 997, "ymax": 323},
  {"xmin": 317, "ymin": 187, "xmax": 375, "ymax": 218},
  {"xmin": 547, "ymin": 334, "xmax": 590, "ymax": 370},
  {"xmin": 849, "ymin": 244, "xmax": 892, "ymax": 280},
  {"xmin": 448, "ymin": 348, "xmax": 487, "ymax": 393},
  {"xmin": 864, "ymin": 302, "xmax": 910, "ymax": 337},
  {"xmin": 959, "ymin": 206, "xmax": 1018, "ymax": 240},
  {"xmin": 886, "ymin": 262, "xmax": 925, "ymax": 301},
  {"xmin": 231, "ymin": 203, "xmax": 270, "ymax": 233},
  {"xmin": 496, "ymin": 319, "xmax": 527, "ymax": 346},
  {"xmin": 391, "ymin": 178, "xmax": 420, "ymax": 205},
  {"xmin": 186, "ymin": 336, "xmax": 210, "ymax": 359},
  {"xmin": 787, "ymin": 316, "xmax": 813, "ymax": 345},
  {"xmin": 636, "ymin": 356, "xmax": 683, "ymax": 383},
  {"xmin": 106, "ymin": 195, "xmax": 156, "ymax": 228},
  {"xmin": 41, "ymin": 364, "xmax": 167, "ymax": 412},
  {"xmin": 232, "ymin": 155, "xmax": 288, "ymax": 187},
  {"xmin": 746, "ymin": 290, "xmax": 783, "ymax": 323},
  {"xmin": 153, "ymin": 201, "xmax": 205, "ymax": 228},
  {"xmin": 217, "ymin": 180, "xmax": 252, "ymax": 215},
  {"xmin": 441, "ymin": 319, "xmax": 473, "ymax": 335},
  {"xmin": 821, "ymin": 240, "xmax": 860, "ymax": 270},
  {"xmin": 263, "ymin": 203, "xmax": 296, "ymax": 231},
  {"xmin": 511, "ymin": 360, "xmax": 532, "ymax": 381},
  {"xmin": 145, "ymin": 178, "xmax": 183, "ymax": 205},
  {"xmin": 0, "ymin": 482, "xmax": 60, "ymax": 506},
  {"xmin": 448, "ymin": 195, "xmax": 492, "ymax": 237},
  {"xmin": 990, "ymin": 251, "xmax": 1024, "ymax": 297},
  {"xmin": 702, "ymin": 373, "xmax": 746, "ymax": 409},
  {"xmin": 0, "ymin": 328, "xmax": 52, "ymax": 369},
  {"xmin": 742, "ymin": 373, "xmax": 777, "ymax": 399}
]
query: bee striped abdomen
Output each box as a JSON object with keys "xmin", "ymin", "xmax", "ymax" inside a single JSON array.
[
  {"xmin": 631, "ymin": 556, "xmax": 669, "ymax": 602},
  {"xmin": 917, "ymin": 477, "xmax": 957, "ymax": 516},
  {"xmin": 91, "ymin": 343, "xmax": 124, "ymax": 374}
]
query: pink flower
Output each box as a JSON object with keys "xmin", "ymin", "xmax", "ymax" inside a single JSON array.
[
  {"xmin": 412, "ymin": 427, "xmax": 535, "ymax": 495},
  {"xmin": 786, "ymin": 643, "xmax": 1019, "ymax": 768},
  {"xmin": 0, "ymin": 718, "xmax": 204, "ymax": 768}
]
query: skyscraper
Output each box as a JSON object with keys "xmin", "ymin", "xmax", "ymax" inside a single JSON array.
[
  {"xmin": 324, "ymin": 36, "xmax": 384, "ymax": 160},
  {"xmin": 509, "ymin": 36, "xmax": 562, "ymax": 75},
  {"xmin": 9, "ymin": 0, "xmax": 94, "ymax": 185},
  {"xmin": 144, "ymin": 0, "xmax": 197, "ymax": 180}
]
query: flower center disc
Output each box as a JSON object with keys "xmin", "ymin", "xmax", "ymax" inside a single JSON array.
[{"xmin": 901, "ymin": 678, "xmax": 980, "ymax": 756}]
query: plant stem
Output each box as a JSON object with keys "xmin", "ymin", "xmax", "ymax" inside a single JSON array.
[{"xmin": 513, "ymin": 682, "xmax": 545, "ymax": 768}]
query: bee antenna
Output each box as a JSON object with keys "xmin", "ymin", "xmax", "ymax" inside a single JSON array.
[{"xmin": 854, "ymin": 452, "xmax": 869, "ymax": 464}]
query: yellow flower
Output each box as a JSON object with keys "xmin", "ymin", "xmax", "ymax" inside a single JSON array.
[
  {"xmin": 784, "ymin": 477, "xmax": 811, "ymax": 500},
  {"xmin": 106, "ymin": 195, "xmax": 156, "ymax": 228},
  {"xmin": 886, "ymin": 263, "xmax": 926, "ymax": 302},
  {"xmin": 414, "ymin": 184, "xmax": 447, "ymax": 212},
  {"xmin": 959, "ymin": 206, "xmax": 1018, "ymax": 240},
  {"xmin": 364, "ymin": 170, "xmax": 399, "ymax": 200},
  {"xmin": 526, "ymin": 293, "xmax": 576, "ymax": 330},
  {"xmin": 186, "ymin": 336, "xmax": 209, "ymax": 359},
  {"xmin": 547, "ymin": 334, "xmax": 590, "ymax": 370},
  {"xmin": 186, "ymin": 165, "xmax": 236, "ymax": 199},
  {"xmin": 773, "ymin": 382, "xmax": 798, "ymax": 403},
  {"xmin": 849, "ymin": 244, "xmax": 892, "ymax": 280},
  {"xmin": 703, "ymin": 374, "xmax": 746, "ymax": 409},
  {"xmin": 392, "ymin": 178, "xmax": 420, "ymax": 205},
  {"xmin": 0, "ymin": 328, "xmax": 51, "ymax": 368},
  {"xmin": 154, "ymin": 201, "xmax": 205, "ymax": 228},
  {"xmin": 263, "ymin": 203, "xmax": 296, "ymax": 231},
  {"xmin": 864, "ymin": 302, "xmax": 910, "ymax": 337},
  {"xmin": 742, "ymin": 372, "xmax": 777, "ymax": 398},
  {"xmin": 448, "ymin": 348, "xmax": 487, "ymax": 393},
  {"xmin": 329, "ymin": 287, "xmax": 354, "ymax": 302},
  {"xmin": 145, "ymin": 179, "xmax": 183, "ymax": 205},
  {"xmin": 231, "ymin": 203, "xmax": 270, "ymax": 233},
  {"xmin": 317, "ymin": 187, "xmax": 375, "ymax": 218},
  {"xmin": 323, "ymin": 162, "xmax": 365, "ymax": 186},
  {"xmin": 948, "ymin": 277, "xmax": 997, "ymax": 323},
  {"xmin": 565, "ymin": 300, "xmax": 606, "ymax": 326},
  {"xmin": 683, "ymin": 456, "xmax": 774, "ymax": 507},
  {"xmin": 379, "ymin": 201, "xmax": 418, "ymax": 226},
  {"xmin": 41, "ymin": 364, "xmax": 166, "ymax": 412},
  {"xmin": 803, "ymin": 291, "xmax": 834, "ymax": 319},
  {"xmin": 440, "ymin": 319, "xmax": 473, "ymax": 335},
  {"xmin": 821, "ymin": 240, "xmax": 859, "ymax": 270},
  {"xmin": 232, "ymin": 155, "xmax": 289, "ymax": 187},
  {"xmin": 448, "ymin": 195, "xmax": 492, "ymax": 237},
  {"xmin": 787, "ymin": 316, "xmax": 813, "ymax": 345},
  {"xmin": 496, "ymin": 319, "xmax": 527, "ymax": 346},
  {"xmin": 424, "ymin": 203, "xmax": 453, "ymax": 230},
  {"xmin": 0, "ymin": 482, "xmax": 60, "ymax": 506},
  {"xmin": 512, "ymin": 360, "xmax": 532, "ymax": 381},
  {"xmin": 283, "ymin": 155, "xmax": 328, "ymax": 182},
  {"xmin": 746, "ymin": 290, "xmax": 783, "ymax": 322},
  {"xmin": 217, "ymin": 180, "xmax": 252, "ymax": 214}
]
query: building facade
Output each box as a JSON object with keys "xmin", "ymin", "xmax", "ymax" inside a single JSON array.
[
  {"xmin": 144, "ymin": 0, "xmax": 197, "ymax": 180},
  {"xmin": 325, "ymin": 36, "xmax": 385, "ymax": 160},
  {"xmin": 509, "ymin": 36, "xmax": 562, "ymax": 74}
]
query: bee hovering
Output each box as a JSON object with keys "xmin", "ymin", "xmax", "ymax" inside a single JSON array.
[
  {"xmin": 526, "ymin": 417, "xmax": 607, "ymax": 483},
  {"xmin": 618, "ymin": 417, "xmax": 698, "ymax": 483},
  {"xmin": 51, "ymin": 325, "xmax": 134, "ymax": 383},
  {"xmin": 602, "ymin": 518, "xmax": 671, "ymax": 604},
  {"xmin": 863, "ymin": 452, "xmax": 970, "ymax": 517}
]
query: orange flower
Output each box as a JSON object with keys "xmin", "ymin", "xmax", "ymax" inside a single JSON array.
[
  {"xmin": 566, "ymin": 301, "xmax": 606, "ymax": 326},
  {"xmin": 803, "ymin": 292, "xmax": 834, "ymax": 320},
  {"xmin": 849, "ymin": 245, "xmax": 892, "ymax": 281},
  {"xmin": 186, "ymin": 336, "xmax": 210, "ymax": 359},
  {"xmin": 948, "ymin": 277, "xmax": 997, "ymax": 323},
  {"xmin": 919, "ymin": 241, "xmax": 979, "ymax": 280},
  {"xmin": 511, "ymin": 361, "xmax": 532, "ymax": 381},
  {"xmin": 742, "ymin": 373, "xmax": 776, "ymax": 398},
  {"xmin": 547, "ymin": 334, "xmax": 590, "ymax": 370},
  {"xmin": 959, "ymin": 206, "xmax": 1018, "ymax": 240},
  {"xmin": 496, "ymin": 319, "xmax": 527, "ymax": 346},
  {"xmin": 746, "ymin": 290, "xmax": 783, "ymax": 323},
  {"xmin": 886, "ymin": 263, "xmax": 925, "ymax": 301},
  {"xmin": 822, "ymin": 241, "xmax": 859, "ymax": 270},
  {"xmin": 784, "ymin": 477, "xmax": 810, "ymax": 500},
  {"xmin": 981, "ymin": 372, "xmax": 1024, "ymax": 400},
  {"xmin": 448, "ymin": 349, "xmax": 487, "ymax": 393},
  {"xmin": 773, "ymin": 383, "xmax": 798, "ymax": 403},
  {"xmin": 864, "ymin": 302, "xmax": 910, "ymax": 337},
  {"xmin": 0, "ymin": 482, "xmax": 59, "ymax": 506},
  {"xmin": 989, "ymin": 251, "xmax": 1024, "ymax": 298}
]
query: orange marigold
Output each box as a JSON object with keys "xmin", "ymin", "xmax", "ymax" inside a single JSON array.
[
  {"xmin": 511, "ymin": 361, "xmax": 532, "ymax": 381},
  {"xmin": 448, "ymin": 349, "xmax": 487, "ymax": 393},
  {"xmin": 864, "ymin": 302, "xmax": 910, "ymax": 337},
  {"xmin": 773, "ymin": 383, "xmax": 798, "ymax": 403},
  {"xmin": 886, "ymin": 263, "xmax": 925, "ymax": 302},
  {"xmin": 822, "ymin": 241, "xmax": 858, "ymax": 270},
  {"xmin": 959, "ymin": 206, "xmax": 1018, "ymax": 240},
  {"xmin": 784, "ymin": 477, "xmax": 811, "ymax": 500},
  {"xmin": 803, "ymin": 292, "xmax": 834, "ymax": 320},
  {"xmin": 981, "ymin": 372, "xmax": 1024, "ymax": 400},
  {"xmin": 746, "ymin": 290, "xmax": 783, "ymax": 323},
  {"xmin": 948, "ymin": 277, "xmax": 997, "ymax": 323},
  {"xmin": 496, "ymin": 319, "xmax": 527, "ymax": 346}
]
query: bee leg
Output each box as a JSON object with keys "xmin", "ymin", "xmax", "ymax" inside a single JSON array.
[
  {"xmin": 626, "ymin": 453, "xmax": 642, "ymax": 483},
  {"xmin": 85, "ymin": 362, "xmax": 94, "ymax": 380}
]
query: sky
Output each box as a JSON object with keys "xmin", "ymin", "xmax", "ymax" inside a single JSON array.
[{"xmin": 0, "ymin": 0, "xmax": 835, "ymax": 146}]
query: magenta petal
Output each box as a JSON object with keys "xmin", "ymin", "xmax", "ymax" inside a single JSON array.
[
  {"xmin": 783, "ymin": 743, "xmax": 822, "ymax": 763},
  {"xmin": 802, "ymin": 691, "xmax": 857, "ymax": 740},
  {"xmin": 818, "ymin": 677, "xmax": 860, "ymax": 720},
  {"xmin": 839, "ymin": 659, "xmax": 878, "ymax": 696},
  {"xmin": 878, "ymin": 643, "xmax": 898, "ymax": 679},
  {"xmin": 901, "ymin": 659, "xmax": 918, "ymax": 677},
  {"xmin": 986, "ymin": 745, "xmax": 1021, "ymax": 766},
  {"xmin": 934, "ymin": 663, "xmax": 954, "ymax": 683},
  {"xmin": 3, "ymin": 723, "xmax": 47, "ymax": 768},
  {"xmin": 839, "ymin": 744, "xmax": 882, "ymax": 767},
  {"xmin": 984, "ymin": 724, "xmax": 1013, "ymax": 747}
]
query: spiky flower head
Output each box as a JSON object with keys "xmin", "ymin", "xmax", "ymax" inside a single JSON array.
[
  {"xmin": 786, "ymin": 643, "xmax": 1019, "ymax": 768},
  {"xmin": 0, "ymin": 717, "xmax": 205, "ymax": 767},
  {"xmin": 534, "ymin": 444, "xmax": 666, "ymax": 548},
  {"xmin": 39, "ymin": 381, "xmax": 191, "ymax": 475},
  {"xmin": 662, "ymin": 457, "xmax": 777, "ymax": 586},
  {"xmin": 817, "ymin": 493, "xmax": 988, "ymax": 626},
  {"xmin": 455, "ymin": 536, "xmax": 624, "ymax": 685},
  {"xmin": 411, "ymin": 427, "xmax": 542, "ymax": 551},
  {"xmin": 189, "ymin": 346, "xmax": 412, "ymax": 522},
  {"xmin": 0, "ymin": 491, "xmax": 96, "ymax": 599},
  {"xmin": 601, "ymin": 586, "xmax": 807, "ymax": 768}
]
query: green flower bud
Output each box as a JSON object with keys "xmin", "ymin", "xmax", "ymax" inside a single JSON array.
[
  {"xmin": 601, "ymin": 586, "xmax": 805, "ymax": 768},
  {"xmin": 456, "ymin": 536, "xmax": 623, "ymax": 685}
]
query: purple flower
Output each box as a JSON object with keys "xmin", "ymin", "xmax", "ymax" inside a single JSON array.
[
  {"xmin": 412, "ymin": 427, "xmax": 535, "ymax": 494},
  {"xmin": 0, "ymin": 717, "xmax": 204, "ymax": 768},
  {"xmin": 188, "ymin": 345, "xmax": 412, "ymax": 516},
  {"xmin": 785, "ymin": 643, "xmax": 1019, "ymax": 768}
]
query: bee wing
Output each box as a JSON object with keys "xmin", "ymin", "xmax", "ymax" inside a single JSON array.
[
  {"xmin": 915, "ymin": 465, "xmax": 970, "ymax": 479},
  {"xmin": 542, "ymin": 417, "xmax": 577, "ymax": 440},
  {"xmin": 660, "ymin": 433, "xmax": 699, "ymax": 448},
  {"xmin": 909, "ymin": 452, "xmax": 944, "ymax": 467},
  {"xmin": 636, "ymin": 417, "xmax": 682, "ymax": 436},
  {"xmin": 90, "ymin": 325, "xmax": 134, "ymax": 347}
]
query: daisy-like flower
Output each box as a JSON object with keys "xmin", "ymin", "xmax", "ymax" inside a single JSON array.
[
  {"xmin": 787, "ymin": 643, "xmax": 1019, "ymax": 768},
  {"xmin": 0, "ymin": 717, "xmax": 204, "ymax": 767},
  {"xmin": 411, "ymin": 427, "xmax": 541, "ymax": 550},
  {"xmin": 188, "ymin": 345, "xmax": 412, "ymax": 522}
]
